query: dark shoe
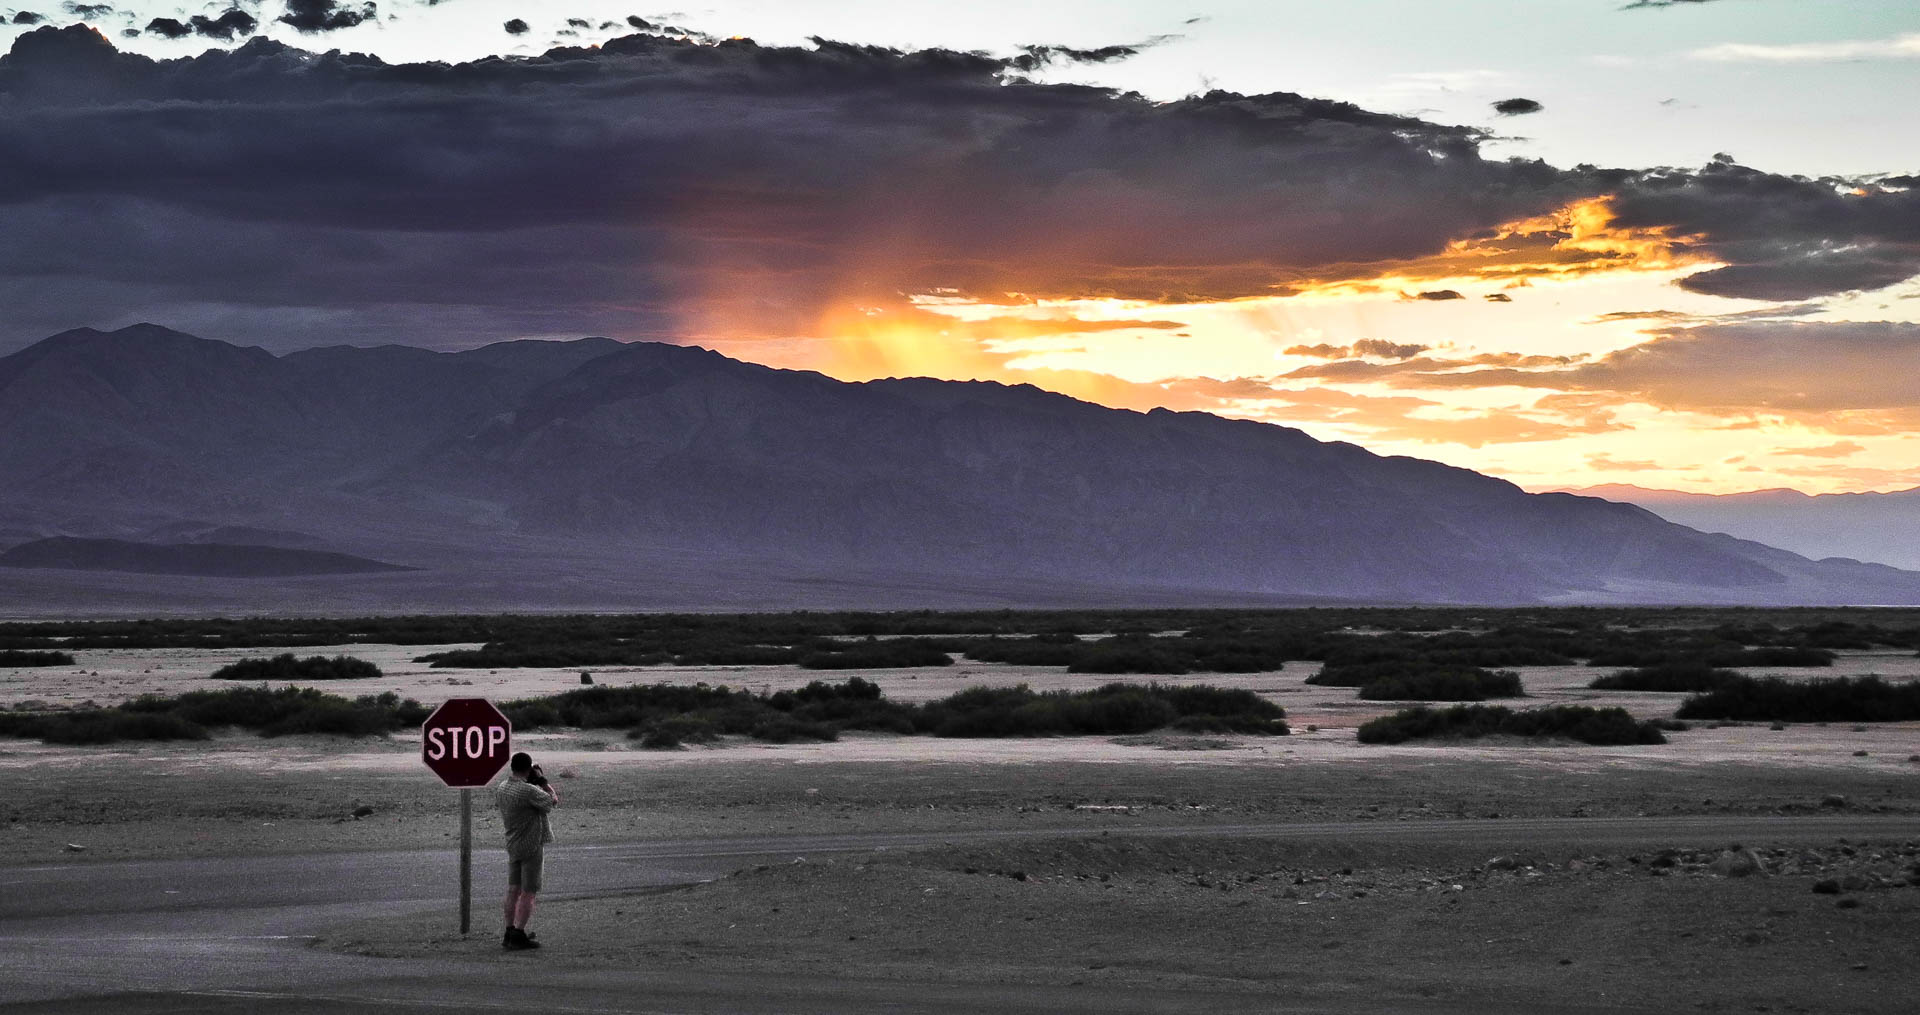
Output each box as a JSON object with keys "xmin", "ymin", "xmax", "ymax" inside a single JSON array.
[{"xmin": 503, "ymin": 927, "xmax": 537, "ymax": 951}]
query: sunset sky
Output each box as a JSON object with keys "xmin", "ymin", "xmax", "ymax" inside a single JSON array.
[{"xmin": 2, "ymin": 1, "xmax": 1917, "ymax": 495}]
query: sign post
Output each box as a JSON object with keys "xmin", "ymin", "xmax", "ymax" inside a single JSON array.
[{"xmin": 420, "ymin": 698, "xmax": 513, "ymax": 936}]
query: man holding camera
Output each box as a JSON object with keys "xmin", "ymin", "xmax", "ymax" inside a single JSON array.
[{"xmin": 495, "ymin": 751, "xmax": 559, "ymax": 951}]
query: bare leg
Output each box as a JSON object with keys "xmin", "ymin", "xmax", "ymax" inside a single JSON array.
[
  {"xmin": 513, "ymin": 890, "xmax": 537, "ymax": 931},
  {"xmin": 504, "ymin": 887, "xmax": 521, "ymax": 929}
]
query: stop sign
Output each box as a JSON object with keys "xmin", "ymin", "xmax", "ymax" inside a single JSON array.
[{"xmin": 421, "ymin": 698, "xmax": 513, "ymax": 788}]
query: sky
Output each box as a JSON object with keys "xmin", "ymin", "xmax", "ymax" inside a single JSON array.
[{"xmin": 1, "ymin": 0, "xmax": 1917, "ymax": 496}]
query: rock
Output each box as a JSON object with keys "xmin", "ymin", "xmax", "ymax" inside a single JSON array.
[
  {"xmin": 1852, "ymin": 750, "xmax": 1869, "ymax": 757},
  {"xmin": 63, "ymin": 843, "xmax": 85, "ymax": 852},
  {"xmin": 351, "ymin": 805, "xmax": 375, "ymax": 819},
  {"xmin": 1486, "ymin": 855, "xmax": 1523, "ymax": 871},
  {"xmin": 1812, "ymin": 878, "xmax": 1842, "ymax": 895},
  {"xmin": 1907, "ymin": 754, "xmax": 1919, "ymax": 763},
  {"xmin": 1821, "ymin": 794, "xmax": 1848, "ymax": 809},
  {"xmin": 1709, "ymin": 848, "xmax": 1763, "ymax": 878},
  {"xmin": 579, "ymin": 671, "xmax": 594, "ymax": 685},
  {"xmin": 1837, "ymin": 898, "xmax": 1863, "ymax": 910}
]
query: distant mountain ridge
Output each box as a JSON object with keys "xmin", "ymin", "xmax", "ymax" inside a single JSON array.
[
  {"xmin": 0, "ymin": 537, "xmax": 413, "ymax": 577},
  {"xmin": 1563, "ymin": 484, "xmax": 1920, "ymax": 572},
  {"xmin": 2, "ymin": 323, "xmax": 1918, "ymax": 610}
]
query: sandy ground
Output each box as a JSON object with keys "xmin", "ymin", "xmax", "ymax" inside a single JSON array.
[{"xmin": 323, "ymin": 831, "xmax": 1920, "ymax": 1013}]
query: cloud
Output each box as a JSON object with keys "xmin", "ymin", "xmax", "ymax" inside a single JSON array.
[
  {"xmin": 142, "ymin": 17, "xmax": 190, "ymax": 38},
  {"xmin": 0, "ymin": 26, "xmax": 1916, "ymax": 351},
  {"xmin": 1381, "ymin": 321, "xmax": 1920, "ymax": 432},
  {"xmin": 1620, "ymin": 0, "xmax": 1723, "ymax": 9},
  {"xmin": 1409, "ymin": 290, "xmax": 1465, "ymax": 301},
  {"xmin": 1609, "ymin": 160, "xmax": 1920, "ymax": 300},
  {"xmin": 1007, "ymin": 38, "xmax": 1175, "ymax": 72},
  {"xmin": 1585, "ymin": 453, "xmax": 1663, "ymax": 472},
  {"xmin": 1690, "ymin": 33, "xmax": 1920, "ymax": 63},
  {"xmin": 1282, "ymin": 339, "xmax": 1429, "ymax": 360},
  {"xmin": 11, "ymin": 11, "xmax": 43, "ymax": 25},
  {"xmin": 503, "ymin": 18, "xmax": 528, "ymax": 35},
  {"xmin": 1483, "ymin": 292, "xmax": 1512, "ymax": 302},
  {"xmin": 1352, "ymin": 339, "xmax": 1430, "ymax": 359},
  {"xmin": 279, "ymin": 1, "xmax": 376, "ymax": 33},
  {"xmin": 1773, "ymin": 441, "xmax": 1865, "ymax": 459},
  {"xmin": 191, "ymin": 10, "xmax": 257, "ymax": 41},
  {"xmin": 62, "ymin": 2, "xmax": 111, "ymax": 15},
  {"xmin": 1282, "ymin": 349, "xmax": 1585, "ymax": 382},
  {"xmin": 1492, "ymin": 97, "xmax": 1542, "ymax": 116}
]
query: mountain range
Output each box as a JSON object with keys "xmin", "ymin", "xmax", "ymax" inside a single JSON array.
[
  {"xmin": 2, "ymin": 323, "xmax": 1917, "ymax": 615},
  {"xmin": 1561, "ymin": 484, "xmax": 1920, "ymax": 572}
]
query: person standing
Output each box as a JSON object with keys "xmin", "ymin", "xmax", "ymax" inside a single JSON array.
[{"xmin": 495, "ymin": 751, "xmax": 558, "ymax": 950}]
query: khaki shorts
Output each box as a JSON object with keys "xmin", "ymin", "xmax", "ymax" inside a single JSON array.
[{"xmin": 508, "ymin": 851, "xmax": 544, "ymax": 894}]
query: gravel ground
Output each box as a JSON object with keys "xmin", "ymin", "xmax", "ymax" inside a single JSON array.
[{"xmin": 324, "ymin": 831, "xmax": 1920, "ymax": 1013}]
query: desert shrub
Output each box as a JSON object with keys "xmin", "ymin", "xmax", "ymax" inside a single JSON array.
[
  {"xmin": 1590, "ymin": 662, "xmax": 1742, "ymax": 693},
  {"xmin": 1357, "ymin": 668, "xmax": 1523, "ymax": 701},
  {"xmin": 0, "ymin": 686, "xmax": 423, "ymax": 744},
  {"xmin": 0, "ymin": 709, "xmax": 209, "ymax": 744},
  {"xmin": 633, "ymin": 716, "xmax": 720, "ymax": 749},
  {"xmin": 963, "ymin": 637, "xmax": 1083, "ymax": 666},
  {"xmin": 1733, "ymin": 646, "xmax": 1835, "ymax": 667},
  {"xmin": 1358, "ymin": 704, "xmax": 1665, "ymax": 746},
  {"xmin": 1067, "ymin": 638, "xmax": 1192, "ymax": 675},
  {"xmin": 259, "ymin": 695, "xmax": 403, "ymax": 737},
  {"xmin": 502, "ymin": 683, "xmax": 747, "ymax": 730},
  {"xmin": 210, "ymin": 653, "xmax": 382, "ymax": 681},
  {"xmin": 0, "ymin": 650, "xmax": 74, "ymax": 667},
  {"xmin": 798, "ymin": 638, "xmax": 953, "ymax": 669},
  {"xmin": 748, "ymin": 715, "xmax": 839, "ymax": 743},
  {"xmin": 916, "ymin": 682, "xmax": 1286, "ymax": 738},
  {"xmin": 1676, "ymin": 675, "xmax": 1920, "ymax": 723}
]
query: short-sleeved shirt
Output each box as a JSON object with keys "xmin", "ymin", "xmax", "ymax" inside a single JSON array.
[{"xmin": 495, "ymin": 779, "xmax": 556, "ymax": 860}]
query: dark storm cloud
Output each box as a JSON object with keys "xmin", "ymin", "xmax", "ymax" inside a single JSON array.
[
  {"xmin": 0, "ymin": 24, "xmax": 1915, "ymax": 350},
  {"xmin": 1610, "ymin": 159, "xmax": 1920, "ymax": 301},
  {"xmin": 279, "ymin": 0, "xmax": 375, "ymax": 33},
  {"xmin": 142, "ymin": 16, "xmax": 189, "ymax": 38},
  {"xmin": 10, "ymin": 11, "xmax": 43, "ymax": 24},
  {"xmin": 1411, "ymin": 290, "xmax": 1465, "ymax": 301},
  {"xmin": 503, "ymin": 17, "xmax": 526, "ymax": 34},
  {"xmin": 63, "ymin": 2, "xmax": 112, "ymax": 15},
  {"xmin": 191, "ymin": 9, "xmax": 257, "ymax": 41},
  {"xmin": 1007, "ymin": 39, "xmax": 1174, "ymax": 72},
  {"xmin": 1492, "ymin": 97, "xmax": 1542, "ymax": 116}
]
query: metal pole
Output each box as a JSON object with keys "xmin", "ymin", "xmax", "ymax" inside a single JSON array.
[{"xmin": 460, "ymin": 788, "xmax": 472, "ymax": 935}]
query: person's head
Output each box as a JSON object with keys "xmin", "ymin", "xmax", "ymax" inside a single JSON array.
[{"xmin": 510, "ymin": 752, "xmax": 533, "ymax": 777}]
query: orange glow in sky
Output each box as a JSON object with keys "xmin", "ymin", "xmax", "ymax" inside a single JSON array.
[{"xmin": 703, "ymin": 197, "xmax": 1920, "ymax": 497}]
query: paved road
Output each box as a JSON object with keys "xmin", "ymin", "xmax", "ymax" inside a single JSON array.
[{"xmin": 2, "ymin": 815, "xmax": 1914, "ymax": 1014}]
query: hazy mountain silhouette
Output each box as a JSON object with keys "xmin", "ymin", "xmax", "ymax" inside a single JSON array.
[
  {"xmin": 0, "ymin": 537, "xmax": 412, "ymax": 578},
  {"xmin": 1565, "ymin": 483, "xmax": 1920, "ymax": 572},
  {"xmin": 2, "ymin": 324, "xmax": 1917, "ymax": 610}
]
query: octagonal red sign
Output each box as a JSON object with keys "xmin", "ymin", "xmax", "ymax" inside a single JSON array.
[{"xmin": 421, "ymin": 698, "xmax": 513, "ymax": 788}]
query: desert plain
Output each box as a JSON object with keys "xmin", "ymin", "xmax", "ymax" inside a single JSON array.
[{"xmin": 4, "ymin": 637, "xmax": 1919, "ymax": 1013}]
